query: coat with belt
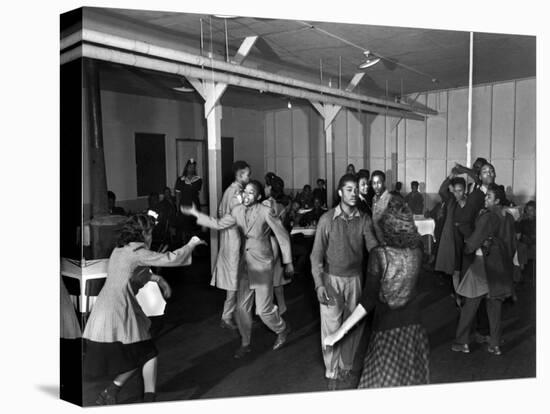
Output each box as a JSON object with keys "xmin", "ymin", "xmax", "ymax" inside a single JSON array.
[
  {"xmin": 210, "ymin": 181, "xmax": 242, "ymax": 291},
  {"xmin": 196, "ymin": 202, "xmax": 292, "ymax": 289}
]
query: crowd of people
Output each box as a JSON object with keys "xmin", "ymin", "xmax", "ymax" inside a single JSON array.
[{"xmin": 69, "ymin": 157, "xmax": 535, "ymax": 404}]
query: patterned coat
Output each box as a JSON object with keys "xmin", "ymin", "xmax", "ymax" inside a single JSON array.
[
  {"xmin": 210, "ymin": 181, "xmax": 243, "ymax": 291},
  {"xmin": 197, "ymin": 203, "xmax": 292, "ymax": 289}
]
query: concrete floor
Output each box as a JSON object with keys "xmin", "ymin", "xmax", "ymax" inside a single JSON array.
[{"xmin": 81, "ymin": 256, "xmax": 536, "ymax": 406}]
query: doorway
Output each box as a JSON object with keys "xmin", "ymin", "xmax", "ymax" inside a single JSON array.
[{"xmin": 135, "ymin": 133, "xmax": 167, "ymax": 198}]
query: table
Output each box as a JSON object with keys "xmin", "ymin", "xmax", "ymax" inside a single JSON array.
[
  {"xmin": 290, "ymin": 226, "xmax": 317, "ymax": 237},
  {"xmin": 61, "ymin": 258, "xmax": 108, "ymax": 314}
]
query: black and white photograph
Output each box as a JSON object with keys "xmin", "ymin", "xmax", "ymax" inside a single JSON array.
[{"xmin": 4, "ymin": 0, "xmax": 548, "ymax": 413}]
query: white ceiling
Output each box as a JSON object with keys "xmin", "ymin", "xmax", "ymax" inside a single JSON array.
[{"xmin": 80, "ymin": 7, "xmax": 536, "ymax": 109}]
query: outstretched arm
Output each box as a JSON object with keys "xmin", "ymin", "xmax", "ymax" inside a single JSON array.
[{"xmin": 182, "ymin": 203, "xmax": 237, "ymax": 230}]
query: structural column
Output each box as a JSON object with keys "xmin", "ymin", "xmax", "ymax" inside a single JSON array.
[
  {"xmin": 206, "ymin": 97, "xmax": 223, "ymax": 267},
  {"xmin": 84, "ymin": 58, "xmax": 108, "ymax": 217}
]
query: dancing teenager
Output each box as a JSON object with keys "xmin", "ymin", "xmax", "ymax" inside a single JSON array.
[
  {"xmin": 310, "ymin": 174, "xmax": 378, "ymax": 390},
  {"xmin": 452, "ymin": 184, "xmax": 515, "ymax": 355},
  {"xmin": 182, "ymin": 180, "xmax": 294, "ymax": 358},
  {"xmin": 82, "ymin": 214, "xmax": 205, "ymax": 405},
  {"xmin": 212, "ymin": 161, "xmax": 251, "ymax": 330},
  {"xmin": 324, "ymin": 201, "xmax": 429, "ymax": 388}
]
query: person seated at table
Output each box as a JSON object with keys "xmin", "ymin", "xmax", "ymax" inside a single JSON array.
[
  {"xmin": 82, "ymin": 214, "xmax": 205, "ymax": 405},
  {"xmin": 516, "ymin": 200, "xmax": 536, "ymax": 277},
  {"xmin": 405, "ymin": 181, "xmax": 424, "ymax": 215},
  {"xmin": 300, "ymin": 196, "xmax": 328, "ymax": 227},
  {"xmin": 296, "ymin": 184, "xmax": 314, "ymax": 209},
  {"xmin": 108, "ymin": 190, "xmax": 126, "ymax": 216},
  {"xmin": 313, "ymin": 178, "xmax": 327, "ymax": 208},
  {"xmin": 283, "ymin": 199, "xmax": 303, "ymax": 232}
]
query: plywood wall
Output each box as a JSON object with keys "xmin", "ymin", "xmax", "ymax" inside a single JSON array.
[{"xmin": 392, "ymin": 77, "xmax": 536, "ymax": 209}]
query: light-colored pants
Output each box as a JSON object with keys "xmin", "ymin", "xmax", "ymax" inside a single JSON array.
[
  {"xmin": 320, "ymin": 273, "xmax": 364, "ymax": 379},
  {"xmin": 221, "ymin": 290, "xmax": 237, "ymax": 322},
  {"xmin": 235, "ymin": 273, "xmax": 286, "ymax": 346},
  {"xmin": 274, "ymin": 286, "xmax": 287, "ymax": 315}
]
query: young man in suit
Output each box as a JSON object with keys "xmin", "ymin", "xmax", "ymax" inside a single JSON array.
[
  {"xmin": 310, "ymin": 174, "xmax": 378, "ymax": 390},
  {"xmin": 182, "ymin": 180, "xmax": 294, "ymax": 358},
  {"xmin": 211, "ymin": 161, "xmax": 251, "ymax": 330}
]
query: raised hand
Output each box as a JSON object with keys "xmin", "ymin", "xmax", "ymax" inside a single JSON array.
[
  {"xmin": 180, "ymin": 203, "xmax": 199, "ymax": 217},
  {"xmin": 189, "ymin": 235, "xmax": 207, "ymax": 248}
]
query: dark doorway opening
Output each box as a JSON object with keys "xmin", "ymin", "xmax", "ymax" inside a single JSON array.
[{"xmin": 135, "ymin": 133, "xmax": 166, "ymax": 197}]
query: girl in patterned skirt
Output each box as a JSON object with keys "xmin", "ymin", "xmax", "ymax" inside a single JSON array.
[
  {"xmin": 323, "ymin": 200, "xmax": 429, "ymax": 388},
  {"xmin": 82, "ymin": 214, "xmax": 205, "ymax": 404}
]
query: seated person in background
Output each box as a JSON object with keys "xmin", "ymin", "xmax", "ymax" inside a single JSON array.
[
  {"xmin": 516, "ymin": 200, "xmax": 536, "ymax": 273},
  {"xmin": 108, "ymin": 190, "xmax": 126, "ymax": 215},
  {"xmin": 296, "ymin": 184, "xmax": 314, "ymax": 209},
  {"xmin": 405, "ymin": 181, "xmax": 424, "ymax": 215},
  {"xmin": 390, "ymin": 181, "xmax": 403, "ymax": 198},
  {"xmin": 300, "ymin": 197, "xmax": 328, "ymax": 227},
  {"xmin": 283, "ymin": 200, "xmax": 302, "ymax": 232},
  {"xmin": 312, "ymin": 178, "xmax": 327, "ymax": 208}
]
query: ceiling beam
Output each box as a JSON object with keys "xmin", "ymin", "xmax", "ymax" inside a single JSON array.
[
  {"xmin": 61, "ymin": 44, "xmax": 425, "ymax": 120},
  {"xmin": 60, "ymin": 29, "xmax": 437, "ymax": 116}
]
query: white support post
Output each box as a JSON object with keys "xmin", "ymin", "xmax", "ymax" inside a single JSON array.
[
  {"xmin": 205, "ymin": 81, "xmax": 223, "ymax": 268},
  {"xmin": 325, "ymin": 121, "xmax": 335, "ymax": 207}
]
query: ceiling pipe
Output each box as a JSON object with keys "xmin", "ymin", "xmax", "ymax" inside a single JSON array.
[
  {"xmin": 61, "ymin": 43, "xmax": 425, "ymax": 121},
  {"xmin": 60, "ymin": 29, "xmax": 437, "ymax": 116}
]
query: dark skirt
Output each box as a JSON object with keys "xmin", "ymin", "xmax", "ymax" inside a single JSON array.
[
  {"xmin": 358, "ymin": 324, "xmax": 429, "ymax": 388},
  {"xmin": 83, "ymin": 339, "xmax": 158, "ymax": 379}
]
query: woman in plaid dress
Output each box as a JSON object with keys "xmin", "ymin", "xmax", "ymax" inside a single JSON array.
[{"xmin": 324, "ymin": 200, "xmax": 429, "ymax": 388}]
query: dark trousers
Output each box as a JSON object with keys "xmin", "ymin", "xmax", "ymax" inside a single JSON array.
[{"xmin": 455, "ymin": 296, "xmax": 503, "ymax": 347}]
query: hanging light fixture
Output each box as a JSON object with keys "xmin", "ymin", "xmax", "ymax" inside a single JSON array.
[
  {"xmin": 172, "ymin": 78, "xmax": 194, "ymax": 93},
  {"xmin": 287, "ymin": 100, "xmax": 292, "ymax": 109},
  {"xmin": 358, "ymin": 50, "xmax": 380, "ymax": 69}
]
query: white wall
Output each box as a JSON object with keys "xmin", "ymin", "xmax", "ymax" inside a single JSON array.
[
  {"xmin": 262, "ymin": 77, "xmax": 536, "ymax": 209},
  {"xmin": 83, "ymin": 90, "xmax": 264, "ymax": 217},
  {"xmin": 393, "ymin": 77, "xmax": 536, "ymax": 208}
]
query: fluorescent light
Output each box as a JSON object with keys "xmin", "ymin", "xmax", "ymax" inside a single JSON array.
[
  {"xmin": 213, "ymin": 14, "xmax": 239, "ymax": 19},
  {"xmin": 173, "ymin": 86, "xmax": 195, "ymax": 93}
]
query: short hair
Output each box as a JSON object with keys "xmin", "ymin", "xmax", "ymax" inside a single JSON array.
[
  {"xmin": 107, "ymin": 190, "xmax": 116, "ymax": 200},
  {"xmin": 265, "ymin": 172, "xmax": 277, "ymax": 186},
  {"xmin": 525, "ymin": 200, "xmax": 536, "ymax": 209},
  {"xmin": 451, "ymin": 177, "xmax": 466, "ymax": 188},
  {"xmin": 247, "ymin": 179, "xmax": 265, "ymax": 200},
  {"xmin": 473, "ymin": 157, "xmax": 489, "ymax": 171},
  {"xmin": 411, "ymin": 181, "xmax": 419, "ymax": 188},
  {"xmin": 395, "ymin": 181, "xmax": 403, "ymax": 190},
  {"xmin": 303, "ymin": 184, "xmax": 312, "ymax": 191},
  {"xmin": 317, "ymin": 178, "xmax": 326, "ymax": 185},
  {"xmin": 357, "ymin": 169, "xmax": 370, "ymax": 181},
  {"xmin": 117, "ymin": 214, "xmax": 155, "ymax": 247},
  {"xmin": 371, "ymin": 170, "xmax": 386, "ymax": 182},
  {"xmin": 232, "ymin": 160, "xmax": 250, "ymax": 176},
  {"xmin": 487, "ymin": 183, "xmax": 506, "ymax": 205},
  {"xmin": 337, "ymin": 173, "xmax": 358, "ymax": 191},
  {"xmin": 479, "ymin": 162, "xmax": 495, "ymax": 175}
]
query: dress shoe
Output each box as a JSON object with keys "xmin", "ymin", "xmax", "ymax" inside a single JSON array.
[
  {"xmin": 220, "ymin": 319, "xmax": 238, "ymax": 330},
  {"xmin": 143, "ymin": 392, "xmax": 156, "ymax": 403},
  {"xmin": 95, "ymin": 382, "xmax": 121, "ymax": 405},
  {"xmin": 451, "ymin": 343, "xmax": 470, "ymax": 353},
  {"xmin": 273, "ymin": 323, "xmax": 291, "ymax": 350},
  {"xmin": 233, "ymin": 345, "xmax": 251, "ymax": 359},
  {"xmin": 487, "ymin": 345, "xmax": 502, "ymax": 356}
]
